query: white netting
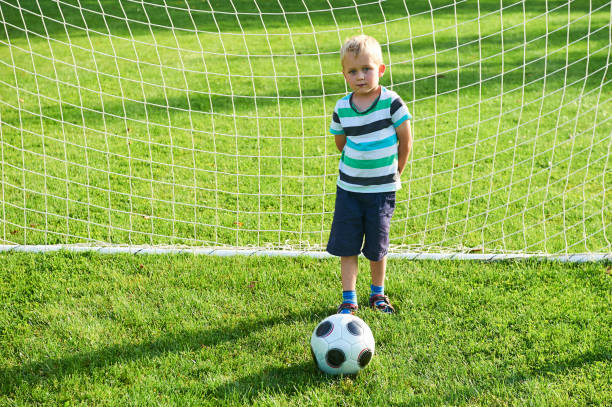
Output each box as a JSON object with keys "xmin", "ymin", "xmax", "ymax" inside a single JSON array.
[{"xmin": 0, "ymin": 0, "xmax": 610, "ymax": 255}]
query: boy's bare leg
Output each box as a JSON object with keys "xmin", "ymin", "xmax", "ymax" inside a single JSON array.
[
  {"xmin": 370, "ymin": 256, "xmax": 386, "ymax": 287},
  {"xmin": 341, "ymin": 255, "xmax": 359, "ymax": 291},
  {"xmin": 337, "ymin": 255, "xmax": 359, "ymax": 313}
]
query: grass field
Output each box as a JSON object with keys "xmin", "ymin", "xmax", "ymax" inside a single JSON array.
[
  {"xmin": 0, "ymin": 252, "xmax": 610, "ymax": 406},
  {"xmin": 0, "ymin": 0, "xmax": 610, "ymax": 253},
  {"xmin": 0, "ymin": 2, "xmax": 611, "ymax": 404}
]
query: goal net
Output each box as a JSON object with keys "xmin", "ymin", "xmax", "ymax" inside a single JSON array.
[{"xmin": 1, "ymin": 0, "xmax": 610, "ymax": 258}]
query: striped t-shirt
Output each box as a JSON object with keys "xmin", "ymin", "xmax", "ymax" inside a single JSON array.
[{"xmin": 330, "ymin": 86, "xmax": 411, "ymax": 193}]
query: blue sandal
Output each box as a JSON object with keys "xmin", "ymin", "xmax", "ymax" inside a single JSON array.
[
  {"xmin": 369, "ymin": 294, "xmax": 395, "ymax": 314},
  {"xmin": 337, "ymin": 302, "xmax": 358, "ymax": 315}
]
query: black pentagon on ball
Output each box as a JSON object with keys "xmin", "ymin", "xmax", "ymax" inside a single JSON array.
[
  {"xmin": 347, "ymin": 320, "xmax": 363, "ymax": 336},
  {"xmin": 358, "ymin": 348, "xmax": 373, "ymax": 367},
  {"xmin": 326, "ymin": 348, "xmax": 346, "ymax": 368},
  {"xmin": 315, "ymin": 321, "xmax": 333, "ymax": 337}
]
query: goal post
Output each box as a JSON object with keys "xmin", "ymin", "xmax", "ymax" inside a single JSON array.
[{"xmin": 0, "ymin": 0, "xmax": 610, "ymax": 259}]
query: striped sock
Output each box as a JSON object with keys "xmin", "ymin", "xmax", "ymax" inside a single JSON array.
[
  {"xmin": 370, "ymin": 284, "xmax": 384, "ymax": 304},
  {"xmin": 340, "ymin": 290, "xmax": 357, "ymax": 314}
]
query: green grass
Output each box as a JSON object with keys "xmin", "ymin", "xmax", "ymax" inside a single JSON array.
[
  {"xmin": 0, "ymin": 4, "xmax": 610, "ymax": 404},
  {"xmin": 0, "ymin": 252, "xmax": 610, "ymax": 406},
  {"xmin": 0, "ymin": 0, "xmax": 610, "ymax": 253}
]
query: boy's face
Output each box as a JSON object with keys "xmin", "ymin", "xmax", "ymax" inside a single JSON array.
[{"xmin": 342, "ymin": 51, "xmax": 385, "ymax": 98}]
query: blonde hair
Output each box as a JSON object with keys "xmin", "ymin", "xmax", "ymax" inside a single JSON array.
[{"xmin": 340, "ymin": 35, "xmax": 383, "ymax": 65}]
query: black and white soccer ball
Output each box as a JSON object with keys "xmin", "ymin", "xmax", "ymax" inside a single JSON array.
[{"xmin": 310, "ymin": 314, "xmax": 375, "ymax": 375}]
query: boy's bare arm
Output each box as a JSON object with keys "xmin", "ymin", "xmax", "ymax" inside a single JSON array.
[
  {"xmin": 396, "ymin": 120, "xmax": 412, "ymax": 175},
  {"xmin": 335, "ymin": 133, "xmax": 347, "ymax": 152}
]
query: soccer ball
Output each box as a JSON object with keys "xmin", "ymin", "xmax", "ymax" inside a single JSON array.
[{"xmin": 310, "ymin": 314, "xmax": 375, "ymax": 375}]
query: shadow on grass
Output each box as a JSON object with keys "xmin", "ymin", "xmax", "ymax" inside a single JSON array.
[
  {"xmin": 0, "ymin": 305, "xmax": 332, "ymax": 396},
  {"xmin": 209, "ymin": 361, "xmax": 338, "ymax": 401},
  {"xmin": 508, "ymin": 346, "xmax": 612, "ymax": 384},
  {"xmin": 437, "ymin": 346, "xmax": 612, "ymax": 405},
  {"xmin": 0, "ymin": 0, "xmax": 601, "ymax": 39},
  {"xmin": 210, "ymin": 345, "xmax": 612, "ymax": 405}
]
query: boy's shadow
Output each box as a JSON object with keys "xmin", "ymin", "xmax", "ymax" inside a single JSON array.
[
  {"xmin": 209, "ymin": 361, "xmax": 341, "ymax": 401},
  {"xmin": 0, "ymin": 306, "xmax": 333, "ymax": 395}
]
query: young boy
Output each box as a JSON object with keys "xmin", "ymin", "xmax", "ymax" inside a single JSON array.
[{"xmin": 327, "ymin": 35, "xmax": 412, "ymax": 314}]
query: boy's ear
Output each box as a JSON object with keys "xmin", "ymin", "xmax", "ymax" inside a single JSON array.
[{"xmin": 378, "ymin": 63, "xmax": 386, "ymax": 77}]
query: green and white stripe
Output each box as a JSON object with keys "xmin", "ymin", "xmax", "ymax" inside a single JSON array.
[{"xmin": 330, "ymin": 86, "xmax": 411, "ymax": 193}]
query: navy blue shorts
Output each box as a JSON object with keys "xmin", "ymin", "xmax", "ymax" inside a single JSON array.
[{"xmin": 326, "ymin": 186, "xmax": 396, "ymax": 261}]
